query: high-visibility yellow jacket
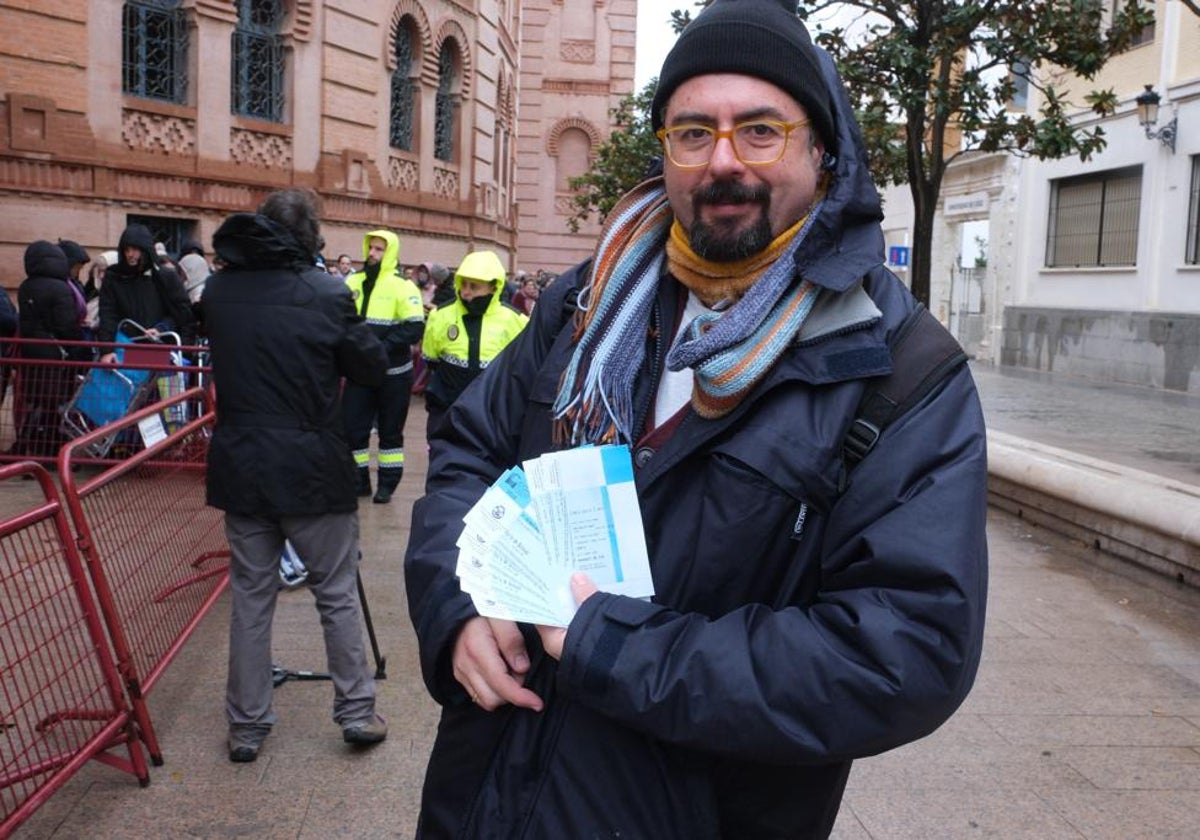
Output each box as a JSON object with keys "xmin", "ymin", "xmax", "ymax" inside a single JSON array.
[
  {"xmin": 345, "ymin": 228, "xmax": 425, "ymax": 373},
  {"xmin": 422, "ymin": 250, "xmax": 526, "ymax": 406}
]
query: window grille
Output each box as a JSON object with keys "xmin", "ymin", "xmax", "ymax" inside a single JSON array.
[
  {"xmin": 435, "ymin": 43, "xmax": 457, "ymax": 162},
  {"xmin": 390, "ymin": 23, "xmax": 415, "ymax": 151},
  {"xmin": 1186, "ymin": 157, "xmax": 1200, "ymax": 265},
  {"xmin": 122, "ymin": 0, "xmax": 188, "ymax": 104},
  {"xmin": 127, "ymin": 214, "xmax": 196, "ymax": 260},
  {"xmin": 231, "ymin": 0, "xmax": 285, "ymax": 122},
  {"xmin": 1046, "ymin": 167, "xmax": 1141, "ymax": 268}
]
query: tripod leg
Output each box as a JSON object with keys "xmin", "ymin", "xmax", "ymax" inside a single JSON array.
[{"xmin": 356, "ymin": 565, "xmax": 387, "ymax": 680}]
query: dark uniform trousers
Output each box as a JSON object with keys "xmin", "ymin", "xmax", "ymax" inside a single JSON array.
[{"xmin": 343, "ymin": 369, "xmax": 413, "ymax": 494}]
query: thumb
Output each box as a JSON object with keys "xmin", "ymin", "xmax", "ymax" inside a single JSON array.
[{"xmin": 570, "ymin": 572, "xmax": 600, "ymax": 605}]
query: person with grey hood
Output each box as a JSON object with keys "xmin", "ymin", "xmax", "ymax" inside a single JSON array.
[
  {"xmin": 98, "ymin": 223, "xmax": 195, "ymax": 361},
  {"xmin": 404, "ymin": 1, "xmax": 988, "ymax": 836}
]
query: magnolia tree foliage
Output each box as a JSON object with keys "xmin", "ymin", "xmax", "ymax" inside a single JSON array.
[
  {"xmin": 566, "ymin": 81, "xmax": 661, "ymax": 233},
  {"xmin": 568, "ymin": 1, "xmax": 1153, "ymax": 307}
]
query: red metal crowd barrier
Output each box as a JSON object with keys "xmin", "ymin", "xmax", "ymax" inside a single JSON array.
[
  {"xmin": 0, "ymin": 337, "xmax": 210, "ymax": 466},
  {"xmin": 0, "ymin": 462, "xmax": 149, "ymax": 840},
  {"xmin": 57, "ymin": 387, "xmax": 229, "ymax": 765}
]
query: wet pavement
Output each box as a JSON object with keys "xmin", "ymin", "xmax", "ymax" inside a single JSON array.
[
  {"xmin": 11, "ymin": 367, "xmax": 1200, "ymax": 839},
  {"xmin": 971, "ymin": 362, "xmax": 1200, "ymax": 486}
]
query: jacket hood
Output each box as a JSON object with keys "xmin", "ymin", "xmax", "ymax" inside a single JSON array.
[
  {"xmin": 362, "ymin": 229, "xmax": 401, "ymax": 279},
  {"xmin": 213, "ymin": 213, "xmax": 314, "ymax": 269},
  {"xmin": 116, "ymin": 224, "xmax": 156, "ymax": 274},
  {"xmin": 791, "ymin": 48, "xmax": 886, "ymax": 293},
  {"xmin": 24, "ymin": 240, "xmax": 69, "ymax": 279},
  {"xmin": 179, "ymin": 253, "xmax": 211, "ymax": 289},
  {"xmin": 453, "ymin": 250, "xmax": 507, "ymax": 298},
  {"xmin": 57, "ymin": 239, "xmax": 90, "ymax": 267}
]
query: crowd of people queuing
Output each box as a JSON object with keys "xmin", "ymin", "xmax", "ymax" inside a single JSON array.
[{"xmin": 2, "ymin": 218, "xmax": 549, "ymax": 461}]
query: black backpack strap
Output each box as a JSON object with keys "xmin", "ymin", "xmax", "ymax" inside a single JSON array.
[
  {"xmin": 559, "ymin": 258, "xmax": 591, "ymax": 326},
  {"xmin": 840, "ymin": 303, "xmax": 968, "ymax": 487}
]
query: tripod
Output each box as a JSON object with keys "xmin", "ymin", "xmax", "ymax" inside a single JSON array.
[{"xmin": 271, "ymin": 566, "xmax": 388, "ymax": 687}]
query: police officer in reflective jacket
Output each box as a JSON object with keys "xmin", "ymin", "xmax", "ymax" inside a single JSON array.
[{"xmin": 342, "ymin": 229, "xmax": 425, "ymax": 504}]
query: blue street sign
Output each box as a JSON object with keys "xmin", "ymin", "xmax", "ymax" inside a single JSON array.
[{"xmin": 888, "ymin": 246, "xmax": 910, "ymax": 267}]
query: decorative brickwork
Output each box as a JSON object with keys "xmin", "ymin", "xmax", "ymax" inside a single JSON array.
[
  {"xmin": 0, "ymin": 159, "xmax": 93, "ymax": 193},
  {"xmin": 387, "ymin": 0, "xmax": 432, "ymax": 70},
  {"xmin": 433, "ymin": 165, "xmax": 459, "ymax": 199},
  {"xmin": 122, "ymin": 109, "xmax": 196, "ymax": 155},
  {"xmin": 554, "ymin": 194, "xmax": 575, "ymax": 215},
  {"xmin": 542, "ymin": 79, "xmax": 609, "ymax": 95},
  {"xmin": 230, "ymin": 127, "xmax": 292, "ymax": 169},
  {"xmin": 292, "ymin": 0, "xmax": 314, "ymax": 42},
  {"xmin": 545, "ymin": 117, "xmax": 600, "ymax": 157},
  {"xmin": 115, "ymin": 172, "xmax": 194, "ymax": 202},
  {"xmin": 388, "ymin": 156, "xmax": 419, "ymax": 192},
  {"xmin": 560, "ymin": 40, "xmax": 595, "ymax": 63},
  {"xmin": 200, "ymin": 182, "xmax": 257, "ymax": 207},
  {"xmin": 431, "ymin": 20, "xmax": 472, "ymax": 99}
]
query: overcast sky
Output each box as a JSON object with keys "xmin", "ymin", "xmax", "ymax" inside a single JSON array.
[
  {"xmin": 634, "ymin": 3, "xmax": 867, "ymax": 90},
  {"xmin": 634, "ymin": 0, "xmax": 680, "ymax": 90}
]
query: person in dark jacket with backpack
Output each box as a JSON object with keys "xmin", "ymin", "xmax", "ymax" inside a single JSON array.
[
  {"xmin": 97, "ymin": 223, "xmax": 195, "ymax": 361},
  {"xmin": 13, "ymin": 240, "xmax": 85, "ymax": 457},
  {"xmin": 404, "ymin": 2, "xmax": 988, "ymax": 837},
  {"xmin": 204, "ymin": 188, "xmax": 390, "ymax": 763}
]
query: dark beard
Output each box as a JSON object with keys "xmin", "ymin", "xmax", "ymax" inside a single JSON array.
[{"xmin": 688, "ymin": 181, "xmax": 772, "ymax": 262}]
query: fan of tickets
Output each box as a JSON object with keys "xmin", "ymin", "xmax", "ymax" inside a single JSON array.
[{"xmin": 456, "ymin": 444, "xmax": 655, "ymax": 627}]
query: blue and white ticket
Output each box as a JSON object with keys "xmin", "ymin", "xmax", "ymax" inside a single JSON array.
[{"xmin": 455, "ymin": 446, "xmax": 654, "ymax": 627}]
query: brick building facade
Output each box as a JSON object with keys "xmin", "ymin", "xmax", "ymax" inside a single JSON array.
[{"xmin": 0, "ymin": 0, "xmax": 635, "ymax": 287}]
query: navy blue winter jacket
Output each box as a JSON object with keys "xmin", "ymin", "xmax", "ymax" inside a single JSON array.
[{"xmin": 405, "ymin": 50, "xmax": 988, "ymax": 839}]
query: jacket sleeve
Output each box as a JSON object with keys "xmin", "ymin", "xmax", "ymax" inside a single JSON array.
[
  {"xmin": 404, "ymin": 273, "xmax": 581, "ymax": 703},
  {"xmin": 385, "ymin": 278, "xmax": 425, "ymax": 351},
  {"xmin": 556, "ymin": 364, "xmax": 989, "ymax": 766},
  {"xmin": 50, "ymin": 284, "xmax": 83, "ymax": 343},
  {"xmin": 97, "ymin": 270, "xmax": 118, "ymax": 343},
  {"xmin": 334, "ymin": 288, "xmax": 387, "ymax": 387},
  {"xmin": 421, "ymin": 310, "xmax": 444, "ymax": 366},
  {"xmin": 158, "ymin": 268, "xmax": 197, "ymax": 345}
]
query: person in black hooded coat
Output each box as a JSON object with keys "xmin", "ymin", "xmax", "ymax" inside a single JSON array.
[
  {"xmin": 203, "ymin": 188, "xmax": 391, "ymax": 763},
  {"xmin": 98, "ymin": 223, "xmax": 195, "ymax": 359},
  {"xmin": 14, "ymin": 240, "xmax": 85, "ymax": 456}
]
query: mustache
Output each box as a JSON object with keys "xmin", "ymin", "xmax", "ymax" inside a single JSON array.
[{"xmin": 694, "ymin": 181, "xmax": 770, "ymax": 207}]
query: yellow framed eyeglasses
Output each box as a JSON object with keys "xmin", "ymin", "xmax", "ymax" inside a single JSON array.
[{"xmin": 655, "ymin": 119, "xmax": 811, "ymax": 168}]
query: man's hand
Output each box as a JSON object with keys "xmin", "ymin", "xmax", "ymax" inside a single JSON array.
[
  {"xmin": 453, "ymin": 616, "xmax": 543, "ymax": 712},
  {"xmin": 536, "ymin": 573, "xmax": 599, "ymax": 661}
]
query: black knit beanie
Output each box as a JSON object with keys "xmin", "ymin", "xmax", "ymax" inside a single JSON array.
[{"xmin": 651, "ymin": 0, "xmax": 836, "ymax": 157}]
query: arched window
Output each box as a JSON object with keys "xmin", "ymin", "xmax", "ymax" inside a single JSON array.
[
  {"xmin": 390, "ymin": 20, "xmax": 416, "ymax": 151},
  {"xmin": 556, "ymin": 127, "xmax": 591, "ymax": 192},
  {"xmin": 122, "ymin": 0, "xmax": 188, "ymax": 104},
  {"xmin": 434, "ymin": 41, "xmax": 459, "ymax": 163},
  {"xmin": 231, "ymin": 0, "xmax": 285, "ymax": 122}
]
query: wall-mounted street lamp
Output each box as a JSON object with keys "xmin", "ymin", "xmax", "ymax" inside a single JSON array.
[{"xmin": 1135, "ymin": 85, "xmax": 1177, "ymax": 153}]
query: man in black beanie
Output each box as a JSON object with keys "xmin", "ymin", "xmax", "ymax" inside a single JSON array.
[{"xmin": 405, "ymin": 1, "xmax": 989, "ymax": 836}]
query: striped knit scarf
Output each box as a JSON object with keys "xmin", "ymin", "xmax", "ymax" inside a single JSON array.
[{"xmin": 552, "ymin": 177, "xmax": 823, "ymax": 444}]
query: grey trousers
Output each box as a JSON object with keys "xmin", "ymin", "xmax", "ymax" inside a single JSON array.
[{"xmin": 224, "ymin": 511, "xmax": 376, "ymax": 730}]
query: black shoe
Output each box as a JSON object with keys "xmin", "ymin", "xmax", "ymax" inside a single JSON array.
[
  {"xmin": 342, "ymin": 714, "xmax": 388, "ymax": 746},
  {"xmin": 372, "ymin": 486, "xmax": 394, "ymax": 504},
  {"xmin": 227, "ymin": 727, "xmax": 269, "ymax": 763}
]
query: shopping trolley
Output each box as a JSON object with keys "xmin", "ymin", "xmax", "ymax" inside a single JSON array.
[{"xmin": 61, "ymin": 321, "xmax": 182, "ymax": 457}]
